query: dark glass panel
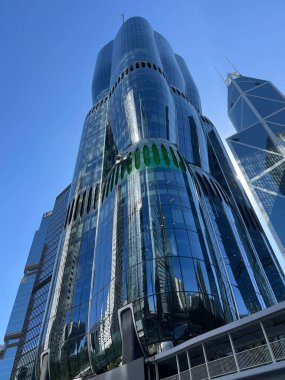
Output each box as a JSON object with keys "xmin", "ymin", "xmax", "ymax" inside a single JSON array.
[
  {"xmin": 230, "ymin": 123, "xmax": 279, "ymax": 153},
  {"xmin": 127, "ymin": 153, "xmax": 132, "ymax": 174},
  {"xmin": 152, "ymin": 144, "xmax": 160, "ymax": 165},
  {"xmin": 253, "ymin": 162, "xmax": 285, "ymax": 195},
  {"xmin": 266, "ymin": 109, "xmax": 285, "ymax": 125},
  {"xmin": 248, "ymin": 95, "xmax": 284, "ymax": 118},
  {"xmin": 80, "ymin": 191, "xmax": 86, "ymax": 217},
  {"xmin": 229, "ymin": 141, "xmax": 282, "ymax": 179},
  {"xmin": 143, "ymin": 145, "xmax": 151, "ymax": 166},
  {"xmin": 135, "ymin": 148, "xmax": 141, "ymax": 169},
  {"xmin": 229, "ymin": 97, "xmax": 242, "ymax": 130},
  {"xmin": 161, "ymin": 144, "xmax": 171, "ymax": 166},
  {"xmin": 189, "ymin": 116, "xmax": 201, "ymax": 166},
  {"xmin": 180, "ymin": 257, "xmax": 198, "ymax": 292},
  {"xmin": 242, "ymin": 101, "xmax": 259, "ymax": 129},
  {"xmin": 228, "ymin": 82, "xmax": 241, "ymax": 108},
  {"xmin": 175, "ymin": 229, "xmax": 191, "ymax": 257},
  {"xmin": 236, "ymin": 78, "xmax": 264, "ymax": 92},
  {"xmin": 87, "ymin": 188, "xmax": 92, "ymax": 213},
  {"xmin": 93, "ymin": 184, "xmax": 99, "ymax": 209},
  {"xmin": 68, "ymin": 199, "xmax": 75, "ymax": 224},
  {"xmin": 187, "ymin": 231, "xmax": 204, "ymax": 260},
  {"xmin": 248, "ymin": 83, "xmax": 285, "ymax": 102}
]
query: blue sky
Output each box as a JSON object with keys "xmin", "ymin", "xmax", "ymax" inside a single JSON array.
[{"xmin": 1, "ymin": 0, "xmax": 285, "ymax": 342}]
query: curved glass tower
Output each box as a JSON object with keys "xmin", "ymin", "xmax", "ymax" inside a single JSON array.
[{"xmin": 40, "ymin": 17, "xmax": 285, "ymax": 379}]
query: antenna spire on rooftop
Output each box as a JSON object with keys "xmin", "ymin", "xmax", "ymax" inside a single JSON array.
[
  {"xmin": 225, "ymin": 58, "xmax": 241, "ymax": 86},
  {"xmin": 226, "ymin": 57, "xmax": 241, "ymax": 75},
  {"xmin": 215, "ymin": 67, "xmax": 227, "ymax": 85}
]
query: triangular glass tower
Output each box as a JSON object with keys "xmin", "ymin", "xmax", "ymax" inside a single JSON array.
[{"xmin": 227, "ymin": 72, "xmax": 285, "ymax": 259}]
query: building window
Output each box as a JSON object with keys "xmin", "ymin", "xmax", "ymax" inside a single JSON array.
[
  {"xmin": 68, "ymin": 199, "xmax": 75, "ymax": 225},
  {"xmin": 94, "ymin": 185, "xmax": 99, "ymax": 209},
  {"xmin": 80, "ymin": 191, "xmax": 86, "ymax": 217},
  {"xmin": 87, "ymin": 188, "xmax": 93, "ymax": 213},
  {"xmin": 143, "ymin": 145, "xmax": 151, "ymax": 166},
  {"xmin": 161, "ymin": 144, "xmax": 170, "ymax": 166},
  {"xmin": 152, "ymin": 144, "xmax": 160, "ymax": 165},
  {"xmin": 74, "ymin": 194, "xmax": 81, "ymax": 220}
]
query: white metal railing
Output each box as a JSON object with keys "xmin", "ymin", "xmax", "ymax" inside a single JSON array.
[
  {"xmin": 180, "ymin": 369, "xmax": 191, "ymax": 380},
  {"xmin": 160, "ymin": 337, "xmax": 285, "ymax": 380},
  {"xmin": 271, "ymin": 337, "xmax": 285, "ymax": 361},
  {"xmin": 190, "ymin": 363, "xmax": 208, "ymax": 380},
  {"xmin": 236, "ymin": 344, "xmax": 272, "ymax": 370},
  {"xmin": 208, "ymin": 355, "xmax": 237, "ymax": 378}
]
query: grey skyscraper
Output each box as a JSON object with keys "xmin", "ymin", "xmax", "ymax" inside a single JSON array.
[
  {"xmin": 226, "ymin": 73, "xmax": 285, "ymax": 260},
  {"xmin": 32, "ymin": 17, "xmax": 285, "ymax": 380},
  {"xmin": 0, "ymin": 186, "xmax": 70, "ymax": 380}
]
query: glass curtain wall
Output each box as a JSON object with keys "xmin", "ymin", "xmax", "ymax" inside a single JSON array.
[{"xmin": 40, "ymin": 17, "xmax": 284, "ymax": 379}]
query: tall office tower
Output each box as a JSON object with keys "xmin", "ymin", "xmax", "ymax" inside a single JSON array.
[
  {"xmin": 0, "ymin": 186, "xmax": 70, "ymax": 380},
  {"xmin": 0, "ymin": 213, "xmax": 51, "ymax": 380},
  {"xmin": 201, "ymin": 118, "xmax": 285, "ymax": 302},
  {"xmin": 226, "ymin": 73, "xmax": 285, "ymax": 259},
  {"xmin": 38, "ymin": 17, "xmax": 285, "ymax": 379}
]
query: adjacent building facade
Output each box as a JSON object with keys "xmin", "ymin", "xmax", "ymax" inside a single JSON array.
[
  {"xmin": 227, "ymin": 73, "xmax": 285, "ymax": 259},
  {"xmin": 0, "ymin": 212, "xmax": 51, "ymax": 380},
  {"xmin": 37, "ymin": 17, "xmax": 285, "ymax": 380},
  {"xmin": 0, "ymin": 186, "xmax": 70, "ymax": 380}
]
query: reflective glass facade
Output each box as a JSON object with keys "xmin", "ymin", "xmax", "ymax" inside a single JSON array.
[
  {"xmin": 227, "ymin": 74, "xmax": 285, "ymax": 258},
  {"xmin": 37, "ymin": 17, "xmax": 285, "ymax": 379},
  {"xmin": 202, "ymin": 118, "xmax": 285, "ymax": 303},
  {"xmin": 0, "ymin": 213, "xmax": 51, "ymax": 380},
  {"xmin": 11, "ymin": 186, "xmax": 70, "ymax": 380}
]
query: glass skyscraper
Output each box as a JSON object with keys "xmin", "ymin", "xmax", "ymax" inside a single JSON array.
[
  {"xmin": 0, "ymin": 186, "xmax": 70, "ymax": 380},
  {"xmin": 227, "ymin": 73, "xmax": 285, "ymax": 259},
  {"xmin": 0, "ymin": 213, "xmax": 51, "ymax": 380},
  {"xmin": 29, "ymin": 17, "xmax": 285, "ymax": 380}
]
